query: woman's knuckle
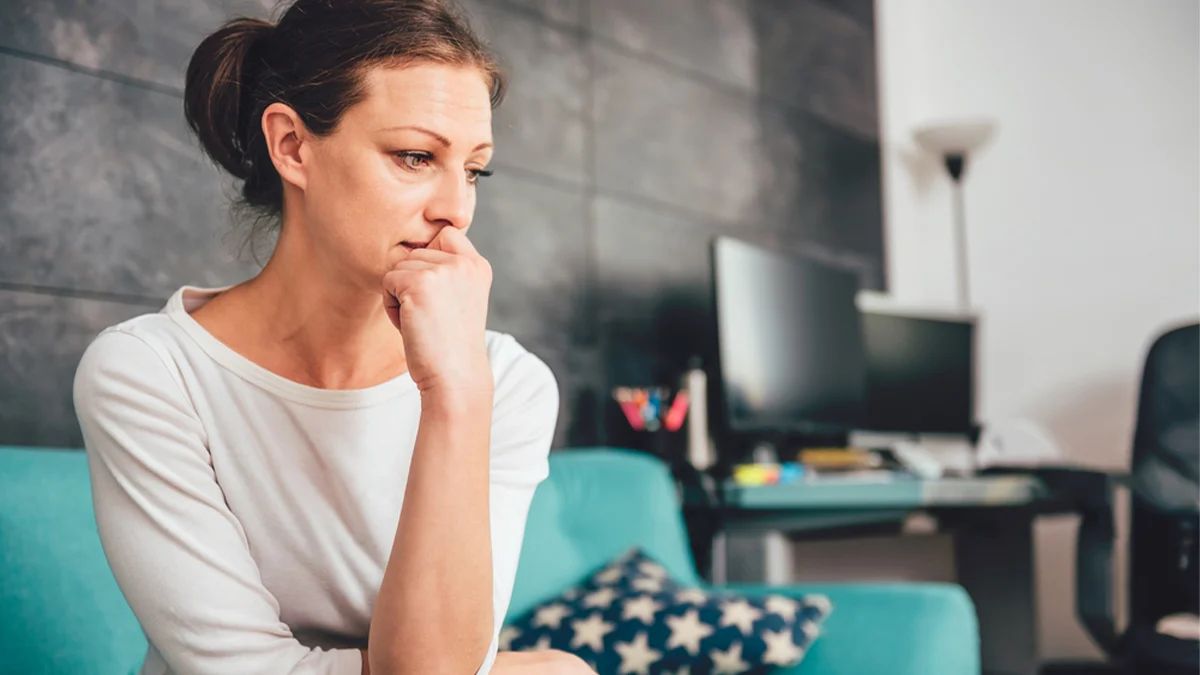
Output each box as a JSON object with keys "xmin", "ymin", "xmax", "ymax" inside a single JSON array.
[{"xmin": 476, "ymin": 258, "xmax": 493, "ymax": 282}]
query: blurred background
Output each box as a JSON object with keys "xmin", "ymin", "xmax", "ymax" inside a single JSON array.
[{"xmin": 0, "ymin": 0, "xmax": 1196, "ymax": 671}]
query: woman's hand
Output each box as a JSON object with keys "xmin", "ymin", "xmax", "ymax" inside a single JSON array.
[{"xmin": 382, "ymin": 227, "xmax": 493, "ymax": 395}]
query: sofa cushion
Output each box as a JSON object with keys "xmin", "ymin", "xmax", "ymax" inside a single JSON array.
[
  {"xmin": 507, "ymin": 449, "xmax": 703, "ymax": 621},
  {"xmin": 503, "ymin": 549, "xmax": 831, "ymax": 674},
  {"xmin": 0, "ymin": 447, "xmax": 146, "ymax": 675}
]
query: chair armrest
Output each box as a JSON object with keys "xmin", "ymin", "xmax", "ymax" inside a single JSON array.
[
  {"xmin": 1074, "ymin": 480, "xmax": 1121, "ymax": 657},
  {"xmin": 1076, "ymin": 504, "xmax": 1120, "ymax": 654},
  {"xmin": 1033, "ymin": 468, "xmax": 1122, "ymax": 656},
  {"xmin": 719, "ymin": 582, "xmax": 979, "ymax": 675}
]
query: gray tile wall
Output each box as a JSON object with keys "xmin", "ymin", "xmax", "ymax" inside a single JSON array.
[{"xmin": 0, "ymin": 0, "xmax": 882, "ymax": 449}]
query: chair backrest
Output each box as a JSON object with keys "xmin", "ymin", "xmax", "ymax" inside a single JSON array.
[
  {"xmin": 1129, "ymin": 323, "xmax": 1200, "ymax": 627},
  {"xmin": 1130, "ymin": 322, "xmax": 1199, "ymax": 515},
  {"xmin": 0, "ymin": 446, "xmax": 146, "ymax": 675},
  {"xmin": 506, "ymin": 448, "xmax": 701, "ymax": 621}
]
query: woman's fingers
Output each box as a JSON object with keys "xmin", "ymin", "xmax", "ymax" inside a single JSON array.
[
  {"xmin": 380, "ymin": 226, "xmax": 494, "ymax": 391},
  {"xmin": 402, "ymin": 248, "xmax": 456, "ymax": 264},
  {"xmin": 390, "ymin": 259, "xmax": 440, "ymax": 271},
  {"xmin": 428, "ymin": 225, "xmax": 479, "ymax": 257},
  {"xmin": 382, "ymin": 260, "xmax": 437, "ymax": 330},
  {"xmin": 382, "ymin": 288, "xmax": 401, "ymax": 331},
  {"xmin": 383, "ymin": 263, "xmax": 434, "ymax": 301}
]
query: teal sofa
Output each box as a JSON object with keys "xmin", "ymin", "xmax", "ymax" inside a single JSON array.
[{"xmin": 1, "ymin": 445, "xmax": 980, "ymax": 674}]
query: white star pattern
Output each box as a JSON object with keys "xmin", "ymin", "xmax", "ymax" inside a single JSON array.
[
  {"xmin": 664, "ymin": 608, "xmax": 714, "ymax": 655},
  {"xmin": 719, "ymin": 598, "xmax": 763, "ymax": 634},
  {"xmin": 639, "ymin": 560, "xmax": 668, "ymax": 579},
  {"xmin": 582, "ymin": 586, "xmax": 619, "ymax": 609},
  {"xmin": 804, "ymin": 594, "xmax": 833, "ymax": 615},
  {"xmin": 570, "ymin": 613, "xmax": 615, "ymax": 652},
  {"xmin": 508, "ymin": 554, "xmax": 830, "ymax": 675},
  {"xmin": 533, "ymin": 603, "xmax": 571, "ymax": 630},
  {"xmin": 594, "ymin": 565, "xmax": 625, "ymax": 585},
  {"xmin": 761, "ymin": 627, "xmax": 805, "ymax": 665},
  {"xmin": 498, "ymin": 625, "xmax": 520, "ymax": 650},
  {"xmin": 765, "ymin": 595, "xmax": 800, "ymax": 621},
  {"xmin": 613, "ymin": 631, "xmax": 662, "ymax": 675},
  {"xmin": 710, "ymin": 641, "xmax": 750, "ymax": 674},
  {"xmin": 631, "ymin": 576, "xmax": 664, "ymax": 593},
  {"xmin": 675, "ymin": 587, "xmax": 709, "ymax": 605},
  {"xmin": 622, "ymin": 594, "xmax": 663, "ymax": 624}
]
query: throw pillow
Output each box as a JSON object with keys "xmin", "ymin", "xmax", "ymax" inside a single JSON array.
[{"xmin": 501, "ymin": 549, "xmax": 831, "ymax": 675}]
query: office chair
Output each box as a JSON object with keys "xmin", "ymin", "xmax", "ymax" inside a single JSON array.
[{"xmin": 1042, "ymin": 322, "xmax": 1199, "ymax": 675}]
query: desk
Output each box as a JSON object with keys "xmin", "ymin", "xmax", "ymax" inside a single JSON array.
[
  {"xmin": 725, "ymin": 474, "xmax": 1046, "ymax": 510},
  {"xmin": 693, "ymin": 474, "xmax": 1062, "ymax": 675}
]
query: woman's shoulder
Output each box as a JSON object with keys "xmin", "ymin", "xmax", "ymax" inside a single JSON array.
[
  {"xmin": 76, "ymin": 291, "xmax": 199, "ymax": 385},
  {"xmin": 74, "ymin": 313, "xmax": 194, "ymax": 403},
  {"xmin": 74, "ymin": 287, "xmax": 232, "ymax": 420},
  {"xmin": 485, "ymin": 330, "xmax": 559, "ymax": 412},
  {"xmin": 485, "ymin": 331, "xmax": 559, "ymax": 477}
]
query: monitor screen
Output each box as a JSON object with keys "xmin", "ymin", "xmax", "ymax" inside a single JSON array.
[
  {"xmin": 861, "ymin": 311, "xmax": 975, "ymax": 435},
  {"xmin": 711, "ymin": 237, "xmax": 866, "ymax": 434}
]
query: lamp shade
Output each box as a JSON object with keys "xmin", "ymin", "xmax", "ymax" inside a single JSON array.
[{"xmin": 913, "ymin": 120, "xmax": 997, "ymax": 156}]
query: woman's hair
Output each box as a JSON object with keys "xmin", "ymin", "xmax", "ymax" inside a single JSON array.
[{"xmin": 183, "ymin": 0, "xmax": 505, "ymax": 246}]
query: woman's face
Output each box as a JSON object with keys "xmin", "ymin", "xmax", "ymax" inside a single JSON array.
[{"xmin": 298, "ymin": 62, "xmax": 494, "ymax": 287}]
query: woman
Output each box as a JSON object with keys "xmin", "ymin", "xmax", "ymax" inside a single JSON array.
[{"xmin": 73, "ymin": 1, "xmax": 590, "ymax": 673}]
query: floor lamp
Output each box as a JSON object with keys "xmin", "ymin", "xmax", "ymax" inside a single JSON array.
[{"xmin": 913, "ymin": 120, "xmax": 997, "ymax": 310}]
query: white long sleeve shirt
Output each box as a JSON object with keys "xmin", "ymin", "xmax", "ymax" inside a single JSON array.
[{"xmin": 73, "ymin": 286, "xmax": 558, "ymax": 675}]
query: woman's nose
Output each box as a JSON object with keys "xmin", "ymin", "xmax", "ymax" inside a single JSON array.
[{"xmin": 424, "ymin": 171, "xmax": 473, "ymax": 230}]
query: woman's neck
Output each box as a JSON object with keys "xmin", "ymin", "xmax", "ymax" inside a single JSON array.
[{"xmin": 193, "ymin": 223, "xmax": 408, "ymax": 390}]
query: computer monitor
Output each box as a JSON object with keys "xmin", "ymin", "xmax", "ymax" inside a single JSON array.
[
  {"xmin": 861, "ymin": 311, "xmax": 976, "ymax": 435},
  {"xmin": 710, "ymin": 237, "xmax": 866, "ymax": 435}
]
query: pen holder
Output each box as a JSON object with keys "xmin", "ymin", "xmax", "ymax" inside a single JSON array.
[{"xmin": 608, "ymin": 386, "xmax": 690, "ymax": 462}]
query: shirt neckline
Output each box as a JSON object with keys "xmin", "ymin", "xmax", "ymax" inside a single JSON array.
[{"xmin": 165, "ymin": 285, "xmax": 416, "ymax": 409}]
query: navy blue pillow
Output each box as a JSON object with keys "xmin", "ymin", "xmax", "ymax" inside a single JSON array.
[{"xmin": 501, "ymin": 549, "xmax": 831, "ymax": 674}]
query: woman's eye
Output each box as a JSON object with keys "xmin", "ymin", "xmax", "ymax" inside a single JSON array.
[
  {"xmin": 395, "ymin": 151, "xmax": 432, "ymax": 171},
  {"xmin": 467, "ymin": 168, "xmax": 494, "ymax": 185}
]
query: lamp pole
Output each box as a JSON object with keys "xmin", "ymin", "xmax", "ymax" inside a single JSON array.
[
  {"xmin": 945, "ymin": 153, "xmax": 970, "ymax": 309},
  {"xmin": 913, "ymin": 120, "xmax": 995, "ymax": 313}
]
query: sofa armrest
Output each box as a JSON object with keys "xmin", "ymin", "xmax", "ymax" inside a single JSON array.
[{"xmin": 720, "ymin": 582, "xmax": 980, "ymax": 675}]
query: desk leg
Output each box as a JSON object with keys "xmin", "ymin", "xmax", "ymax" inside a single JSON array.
[
  {"xmin": 713, "ymin": 530, "xmax": 794, "ymax": 586},
  {"xmin": 711, "ymin": 531, "xmax": 727, "ymax": 586},
  {"xmin": 953, "ymin": 513, "xmax": 1039, "ymax": 675},
  {"xmin": 763, "ymin": 531, "xmax": 793, "ymax": 585}
]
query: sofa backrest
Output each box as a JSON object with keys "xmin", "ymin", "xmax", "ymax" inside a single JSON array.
[
  {"xmin": 0, "ymin": 445, "xmax": 699, "ymax": 667},
  {"xmin": 505, "ymin": 448, "xmax": 701, "ymax": 621},
  {"xmin": 0, "ymin": 446, "xmax": 146, "ymax": 675}
]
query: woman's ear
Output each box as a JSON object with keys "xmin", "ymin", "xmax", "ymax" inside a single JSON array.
[{"xmin": 261, "ymin": 102, "xmax": 309, "ymax": 191}]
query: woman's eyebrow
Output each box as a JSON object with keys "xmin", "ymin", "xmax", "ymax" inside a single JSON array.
[{"xmin": 379, "ymin": 125, "xmax": 492, "ymax": 152}]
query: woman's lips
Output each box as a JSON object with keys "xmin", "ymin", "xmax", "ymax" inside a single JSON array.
[{"xmin": 400, "ymin": 241, "xmax": 430, "ymax": 251}]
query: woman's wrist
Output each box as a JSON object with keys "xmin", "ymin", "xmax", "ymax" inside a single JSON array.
[
  {"xmin": 419, "ymin": 379, "xmax": 494, "ymax": 418},
  {"xmin": 417, "ymin": 355, "xmax": 494, "ymax": 405}
]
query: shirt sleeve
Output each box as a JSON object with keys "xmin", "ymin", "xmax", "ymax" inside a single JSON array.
[
  {"xmin": 74, "ymin": 330, "xmax": 363, "ymax": 675},
  {"xmin": 475, "ymin": 343, "xmax": 559, "ymax": 674}
]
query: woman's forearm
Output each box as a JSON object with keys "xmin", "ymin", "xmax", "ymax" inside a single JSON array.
[{"xmin": 369, "ymin": 388, "xmax": 495, "ymax": 675}]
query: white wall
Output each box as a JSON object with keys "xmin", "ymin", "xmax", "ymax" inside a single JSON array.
[{"xmin": 876, "ymin": 0, "xmax": 1200, "ymax": 661}]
